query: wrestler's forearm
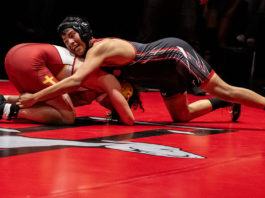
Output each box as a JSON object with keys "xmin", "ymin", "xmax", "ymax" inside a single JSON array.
[
  {"xmin": 33, "ymin": 76, "xmax": 80, "ymax": 103},
  {"xmin": 108, "ymin": 88, "xmax": 135, "ymax": 125}
]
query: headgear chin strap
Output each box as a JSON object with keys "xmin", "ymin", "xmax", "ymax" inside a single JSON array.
[{"xmin": 57, "ymin": 16, "xmax": 93, "ymax": 49}]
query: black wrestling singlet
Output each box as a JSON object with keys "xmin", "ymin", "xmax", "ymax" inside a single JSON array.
[{"xmin": 104, "ymin": 37, "xmax": 215, "ymax": 96}]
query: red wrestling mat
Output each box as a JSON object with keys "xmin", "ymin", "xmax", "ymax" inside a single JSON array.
[{"xmin": 1, "ymin": 81, "xmax": 265, "ymax": 198}]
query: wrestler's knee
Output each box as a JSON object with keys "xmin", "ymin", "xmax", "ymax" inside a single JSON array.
[
  {"xmin": 171, "ymin": 112, "xmax": 191, "ymax": 122},
  {"xmin": 59, "ymin": 110, "xmax": 76, "ymax": 125},
  {"xmin": 163, "ymin": 93, "xmax": 191, "ymax": 122},
  {"xmin": 47, "ymin": 110, "xmax": 75, "ymax": 125}
]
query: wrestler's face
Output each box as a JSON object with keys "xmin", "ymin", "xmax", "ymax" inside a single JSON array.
[{"xmin": 62, "ymin": 28, "xmax": 86, "ymax": 56}]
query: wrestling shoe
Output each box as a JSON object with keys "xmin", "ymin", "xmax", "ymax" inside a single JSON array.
[
  {"xmin": 0, "ymin": 102, "xmax": 8, "ymax": 119},
  {"xmin": 0, "ymin": 103, "xmax": 20, "ymax": 120},
  {"xmin": 0, "ymin": 95, "xmax": 7, "ymax": 105},
  {"xmin": 0, "ymin": 95, "xmax": 7, "ymax": 119},
  {"xmin": 231, "ymin": 104, "xmax": 241, "ymax": 122}
]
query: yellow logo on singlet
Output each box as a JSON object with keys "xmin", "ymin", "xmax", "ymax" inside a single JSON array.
[{"xmin": 43, "ymin": 75, "xmax": 56, "ymax": 85}]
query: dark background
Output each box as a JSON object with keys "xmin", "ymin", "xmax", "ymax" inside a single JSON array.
[{"xmin": 1, "ymin": 0, "xmax": 265, "ymax": 94}]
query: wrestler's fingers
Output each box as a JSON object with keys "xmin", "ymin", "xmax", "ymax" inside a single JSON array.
[
  {"xmin": 16, "ymin": 102, "xmax": 23, "ymax": 108},
  {"xmin": 16, "ymin": 100, "xmax": 28, "ymax": 108}
]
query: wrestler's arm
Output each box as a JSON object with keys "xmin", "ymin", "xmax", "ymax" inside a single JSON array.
[
  {"xmin": 18, "ymin": 39, "xmax": 134, "ymax": 107},
  {"xmin": 97, "ymin": 73, "xmax": 135, "ymax": 125},
  {"xmin": 17, "ymin": 41, "xmax": 114, "ymax": 106},
  {"xmin": 72, "ymin": 39, "xmax": 135, "ymax": 82},
  {"xmin": 70, "ymin": 73, "xmax": 135, "ymax": 125}
]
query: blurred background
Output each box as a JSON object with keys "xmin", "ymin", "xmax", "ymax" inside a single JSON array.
[{"xmin": 1, "ymin": 0, "xmax": 265, "ymax": 94}]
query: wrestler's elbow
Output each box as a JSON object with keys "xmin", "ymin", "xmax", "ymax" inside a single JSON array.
[{"xmin": 69, "ymin": 76, "xmax": 82, "ymax": 88}]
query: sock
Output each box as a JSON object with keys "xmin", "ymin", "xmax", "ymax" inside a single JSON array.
[
  {"xmin": 0, "ymin": 103, "xmax": 20, "ymax": 120},
  {"xmin": 208, "ymin": 98, "xmax": 232, "ymax": 111}
]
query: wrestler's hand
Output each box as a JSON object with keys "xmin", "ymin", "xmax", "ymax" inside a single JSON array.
[{"xmin": 17, "ymin": 93, "xmax": 37, "ymax": 108}]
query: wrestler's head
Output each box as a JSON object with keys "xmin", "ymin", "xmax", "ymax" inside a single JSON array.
[{"xmin": 57, "ymin": 16, "xmax": 93, "ymax": 56}]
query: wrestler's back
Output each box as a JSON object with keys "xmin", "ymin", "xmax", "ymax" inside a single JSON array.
[
  {"xmin": 5, "ymin": 43, "xmax": 75, "ymax": 93},
  {"xmin": 5, "ymin": 43, "xmax": 74, "ymax": 75}
]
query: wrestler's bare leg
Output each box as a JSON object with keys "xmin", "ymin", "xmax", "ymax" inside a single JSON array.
[
  {"xmin": 3, "ymin": 95, "xmax": 19, "ymax": 104},
  {"xmin": 19, "ymin": 94, "xmax": 75, "ymax": 125},
  {"xmin": 2, "ymin": 94, "xmax": 75, "ymax": 125},
  {"xmin": 202, "ymin": 73, "xmax": 265, "ymax": 109},
  {"xmin": 163, "ymin": 92, "xmax": 213, "ymax": 122}
]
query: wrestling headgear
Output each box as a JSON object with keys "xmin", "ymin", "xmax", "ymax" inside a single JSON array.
[
  {"xmin": 57, "ymin": 16, "xmax": 93, "ymax": 45},
  {"xmin": 120, "ymin": 80, "xmax": 134, "ymax": 101}
]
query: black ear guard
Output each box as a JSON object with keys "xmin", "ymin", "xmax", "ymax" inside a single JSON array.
[{"xmin": 57, "ymin": 16, "xmax": 93, "ymax": 45}]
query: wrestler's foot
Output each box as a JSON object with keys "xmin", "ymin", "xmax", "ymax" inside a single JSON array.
[
  {"xmin": 0, "ymin": 95, "xmax": 7, "ymax": 105},
  {"xmin": 0, "ymin": 103, "xmax": 20, "ymax": 120},
  {"xmin": 231, "ymin": 104, "xmax": 241, "ymax": 122},
  {"xmin": 0, "ymin": 103, "xmax": 7, "ymax": 119},
  {"xmin": 0, "ymin": 95, "xmax": 8, "ymax": 120}
]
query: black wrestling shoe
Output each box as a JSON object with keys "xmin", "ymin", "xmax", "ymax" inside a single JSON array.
[
  {"xmin": 0, "ymin": 102, "xmax": 7, "ymax": 119},
  {"xmin": 0, "ymin": 95, "xmax": 7, "ymax": 105},
  {"xmin": 231, "ymin": 104, "xmax": 241, "ymax": 122},
  {"xmin": 0, "ymin": 103, "xmax": 20, "ymax": 120}
]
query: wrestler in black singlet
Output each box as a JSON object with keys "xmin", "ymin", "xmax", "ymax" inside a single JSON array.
[{"xmin": 103, "ymin": 37, "xmax": 214, "ymax": 97}]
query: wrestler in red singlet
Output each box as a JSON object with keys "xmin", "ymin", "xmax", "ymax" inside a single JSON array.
[{"xmin": 5, "ymin": 43, "xmax": 76, "ymax": 93}]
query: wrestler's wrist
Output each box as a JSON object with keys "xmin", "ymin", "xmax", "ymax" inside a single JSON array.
[{"xmin": 32, "ymin": 93, "xmax": 41, "ymax": 103}]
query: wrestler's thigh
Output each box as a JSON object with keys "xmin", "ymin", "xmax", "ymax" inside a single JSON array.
[
  {"xmin": 201, "ymin": 73, "xmax": 233, "ymax": 100},
  {"xmin": 5, "ymin": 47, "xmax": 59, "ymax": 93}
]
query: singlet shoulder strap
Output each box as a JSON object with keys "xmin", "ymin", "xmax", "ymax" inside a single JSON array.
[{"xmin": 90, "ymin": 38, "xmax": 104, "ymax": 47}]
